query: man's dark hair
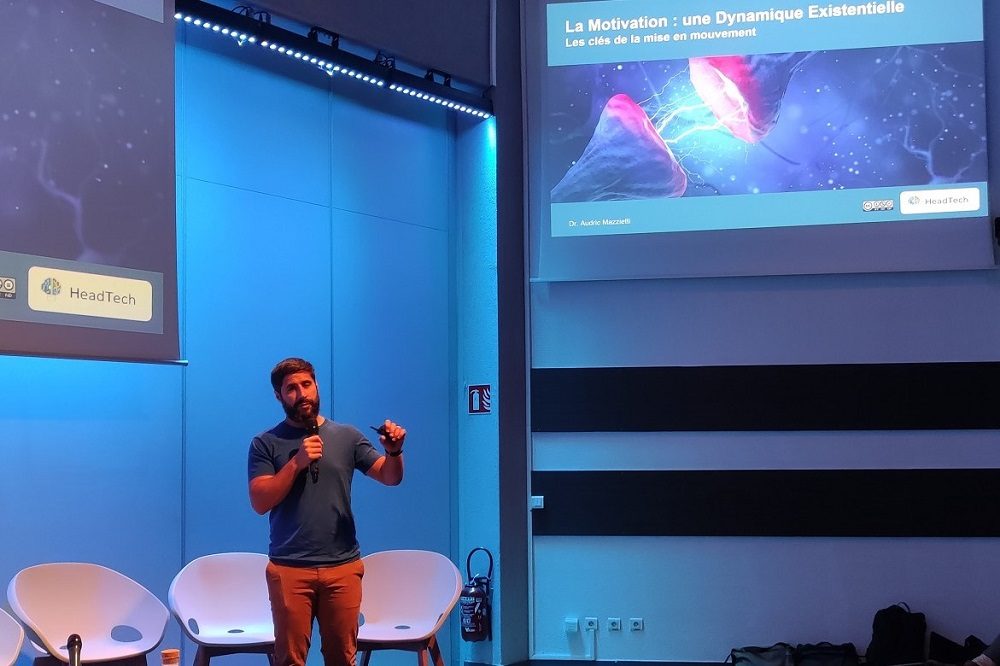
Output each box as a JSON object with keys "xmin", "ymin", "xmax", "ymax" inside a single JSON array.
[{"xmin": 270, "ymin": 357, "xmax": 315, "ymax": 391}]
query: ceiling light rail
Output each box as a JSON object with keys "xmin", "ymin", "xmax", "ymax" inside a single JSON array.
[{"xmin": 173, "ymin": 0, "xmax": 493, "ymax": 119}]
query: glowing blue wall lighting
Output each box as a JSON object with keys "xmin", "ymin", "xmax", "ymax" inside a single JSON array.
[{"xmin": 174, "ymin": 0, "xmax": 493, "ymax": 119}]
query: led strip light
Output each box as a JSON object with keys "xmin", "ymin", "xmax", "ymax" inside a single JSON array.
[{"xmin": 174, "ymin": 0, "xmax": 493, "ymax": 119}]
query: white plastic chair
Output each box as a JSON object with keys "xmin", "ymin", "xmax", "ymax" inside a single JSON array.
[
  {"xmin": 356, "ymin": 550, "xmax": 462, "ymax": 666},
  {"xmin": 168, "ymin": 553, "xmax": 274, "ymax": 666},
  {"xmin": 6, "ymin": 562, "xmax": 168, "ymax": 666},
  {"xmin": 0, "ymin": 608, "xmax": 24, "ymax": 666}
]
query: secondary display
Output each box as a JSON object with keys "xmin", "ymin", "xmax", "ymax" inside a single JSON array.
[{"xmin": 526, "ymin": 0, "xmax": 994, "ymax": 279}]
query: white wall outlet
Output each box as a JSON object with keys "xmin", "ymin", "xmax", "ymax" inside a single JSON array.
[
  {"xmin": 629, "ymin": 617, "xmax": 644, "ymax": 631},
  {"xmin": 608, "ymin": 617, "xmax": 622, "ymax": 631},
  {"xmin": 583, "ymin": 616, "xmax": 598, "ymax": 631}
]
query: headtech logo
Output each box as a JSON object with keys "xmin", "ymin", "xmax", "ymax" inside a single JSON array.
[
  {"xmin": 901, "ymin": 187, "xmax": 980, "ymax": 216},
  {"xmin": 28, "ymin": 266, "xmax": 153, "ymax": 322},
  {"xmin": 40, "ymin": 277, "xmax": 62, "ymax": 296},
  {"xmin": 0, "ymin": 276, "xmax": 15, "ymax": 300}
]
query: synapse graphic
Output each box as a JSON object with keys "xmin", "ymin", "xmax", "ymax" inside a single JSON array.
[
  {"xmin": 547, "ymin": 42, "xmax": 987, "ymax": 204},
  {"xmin": 551, "ymin": 93, "xmax": 688, "ymax": 202}
]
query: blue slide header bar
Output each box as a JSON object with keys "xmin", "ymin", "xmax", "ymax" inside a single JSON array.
[{"xmin": 547, "ymin": 0, "xmax": 984, "ymax": 66}]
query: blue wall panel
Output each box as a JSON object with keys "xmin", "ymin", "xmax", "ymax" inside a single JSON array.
[
  {"xmin": 453, "ymin": 117, "xmax": 501, "ymax": 666},
  {"xmin": 0, "ymin": 354, "xmax": 184, "ymax": 663},
  {"xmin": 0, "ymin": 17, "xmax": 469, "ymax": 666},
  {"xmin": 177, "ymin": 27, "xmax": 331, "ymax": 207},
  {"xmin": 180, "ymin": 179, "xmax": 333, "ymax": 558},
  {"xmin": 330, "ymin": 86, "xmax": 452, "ymax": 232},
  {"xmin": 329, "ymin": 209, "xmax": 451, "ymax": 555},
  {"xmin": 533, "ymin": 536, "xmax": 1000, "ymax": 661},
  {"xmin": 175, "ymin": 22, "xmax": 460, "ymax": 666},
  {"xmin": 326, "ymin": 207, "xmax": 455, "ymax": 666},
  {"xmin": 527, "ymin": 7, "xmax": 1000, "ymax": 660},
  {"xmin": 531, "ymin": 270, "xmax": 1000, "ymax": 369}
]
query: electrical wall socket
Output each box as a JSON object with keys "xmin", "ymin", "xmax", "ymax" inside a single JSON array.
[
  {"xmin": 564, "ymin": 617, "xmax": 579, "ymax": 633},
  {"xmin": 629, "ymin": 617, "xmax": 645, "ymax": 631},
  {"xmin": 583, "ymin": 616, "xmax": 599, "ymax": 631},
  {"xmin": 608, "ymin": 617, "xmax": 622, "ymax": 631}
]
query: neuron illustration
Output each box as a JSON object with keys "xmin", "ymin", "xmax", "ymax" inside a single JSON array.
[{"xmin": 548, "ymin": 42, "xmax": 988, "ymax": 204}]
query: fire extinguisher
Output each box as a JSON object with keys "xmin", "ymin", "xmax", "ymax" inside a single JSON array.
[{"xmin": 460, "ymin": 546, "xmax": 493, "ymax": 642}]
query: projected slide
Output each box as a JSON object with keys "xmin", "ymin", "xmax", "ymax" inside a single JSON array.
[
  {"xmin": 542, "ymin": 0, "xmax": 988, "ymax": 237},
  {"xmin": 0, "ymin": 0, "xmax": 177, "ymax": 361}
]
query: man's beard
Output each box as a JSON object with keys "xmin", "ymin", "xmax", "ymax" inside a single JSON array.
[{"xmin": 283, "ymin": 396, "xmax": 321, "ymax": 423}]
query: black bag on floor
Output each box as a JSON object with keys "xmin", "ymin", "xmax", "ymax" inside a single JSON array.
[
  {"xmin": 730, "ymin": 643, "xmax": 795, "ymax": 666},
  {"xmin": 929, "ymin": 631, "xmax": 989, "ymax": 664},
  {"xmin": 965, "ymin": 635, "xmax": 988, "ymax": 659},
  {"xmin": 796, "ymin": 642, "xmax": 859, "ymax": 666},
  {"xmin": 929, "ymin": 631, "xmax": 967, "ymax": 664},
  {"xmin": 865, "ymin": 603, "xmax": 926, "ymax": 666}
]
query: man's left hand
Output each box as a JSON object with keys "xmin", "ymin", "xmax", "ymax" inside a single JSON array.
[{"xmin": 380, "ymin": 419, "xmax": 406, "ymax": 455}]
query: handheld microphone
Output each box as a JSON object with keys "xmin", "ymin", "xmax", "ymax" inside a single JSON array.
[
  {"xmin": 305, "ymin": 417, "xmax": 319, "ymax": 483},
  {"xmin": 67, "ymin": 634, "xmax": 82, "ymax": 666}
]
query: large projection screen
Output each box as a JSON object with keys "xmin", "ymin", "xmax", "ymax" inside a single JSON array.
[
  {"xmin": 0, "ymin": 0, "xmax": 178, "ymax": 362},
  {"xmin": 525, "ymin": 0, "xmax": 997, "ymax": 281}
]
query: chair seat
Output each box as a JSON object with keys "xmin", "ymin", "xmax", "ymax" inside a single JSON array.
[
  {"xmin": 168, "ymin": 552, "xmax": 274, "ymax": 666},
  {"xmin": 26, "ymin": 629, "xmax": 164, "ymax": 662},
  {"xmin": 358, "ymin": 618, "xmax": 439, "ymax": 644},
  {"xmin": 185, "ymin": 624, "xmax": 274, "ymax": 647},
  {"xmin": 7, "ymin": 562, "xmax": 168, "ymax": 666},
  {"xmin": 355, "ymin": 550, "xmax": 462, "ymax": 666},
  {"xmin": 70, "ymin": 638, "xmax": 158, "ymax": 664}
]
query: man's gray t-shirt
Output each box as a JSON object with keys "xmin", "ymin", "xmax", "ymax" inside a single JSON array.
[{"xmin": 248, "ymin": 419, "xmax": 381, "ymax": 566}]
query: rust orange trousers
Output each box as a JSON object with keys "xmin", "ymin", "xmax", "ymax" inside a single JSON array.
[{"xmin": 265, "ymin": 559, "xmax": 365, "ymax": 666}]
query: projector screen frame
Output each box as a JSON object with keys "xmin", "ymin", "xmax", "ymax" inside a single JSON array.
[{"xmin": 524, "ymin": 0, "xmax": 1000, "ymax": 282}]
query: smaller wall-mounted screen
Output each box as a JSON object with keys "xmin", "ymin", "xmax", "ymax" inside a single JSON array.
[
  {"xmin": 0, "ymin": 0, "xmax": 178, "ymax": 361},
  {"xmin": 525, "ymin": 0, "xmax": 996, "ymax": 280}
]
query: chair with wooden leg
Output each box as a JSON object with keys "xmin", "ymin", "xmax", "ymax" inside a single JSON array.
[
  {"xmin": 7, "ymin": 562, "xmax": 168, "ymax": 666},
  {"xmin": 168, "ymin": 552, "xmax": 274, "ymax": 666},
  {"xmin": 356, "ymin": 550, "xmax": 462, "ymax": 666}
]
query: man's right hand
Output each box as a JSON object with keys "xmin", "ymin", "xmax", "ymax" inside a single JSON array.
[
  {"xmin": 295, "ymin": 435, "xmax": 324, "ymax": 471},
  {"xmin": 249, "ymin": 433, "xmax": 325, "ymax": 514}
]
